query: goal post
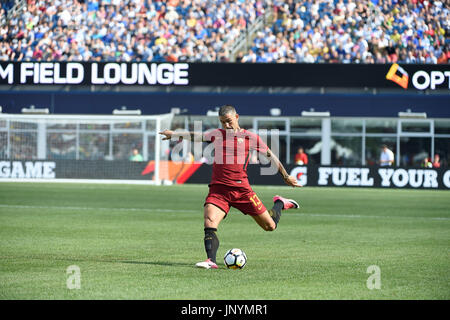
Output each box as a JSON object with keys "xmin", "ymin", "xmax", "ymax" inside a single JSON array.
[{"xmin": 0, "ymin": 113, "xmax": 174, "ymax": 184}]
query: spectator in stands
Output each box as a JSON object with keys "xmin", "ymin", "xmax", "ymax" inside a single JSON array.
[
  {"xmin": 432, "ymin": 154, "xmax": 441, "ymax": 168},
  {"xmin": 421, "ymin": 156, "xmax": 432, "ymax": 168},
  {"xmin": 294, "ymin": 147, "xmax": 308, "ymax": 166},
  {"xmin": 129, "ymin": 147, "xmax": 143, "ymax": 162},
  {"xmin": 379, "ymin": 144, "xmax": 394, "ymax": 166}
]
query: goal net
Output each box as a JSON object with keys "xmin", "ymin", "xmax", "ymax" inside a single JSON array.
[{"xmin": 0, "ymin": 113, "xmax": 174, "ymax": 184}]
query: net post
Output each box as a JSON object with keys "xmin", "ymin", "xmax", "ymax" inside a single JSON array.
[{"xmin": 154, "ymin": 117, "xmax": 161, "ymax": 185}]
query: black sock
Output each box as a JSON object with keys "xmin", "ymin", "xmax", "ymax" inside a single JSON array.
[
  {"xmin": 269, "ymin": 200, "xmax": 284, "ymax": 227},
  {"xmin": 204, "ymin": 227, "xmax": 219, "ymax": 263}
]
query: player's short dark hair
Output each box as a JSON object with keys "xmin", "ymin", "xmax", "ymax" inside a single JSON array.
[{"xmin": 218, "ymin": 105, "xmax": 236, "ymax": 116}]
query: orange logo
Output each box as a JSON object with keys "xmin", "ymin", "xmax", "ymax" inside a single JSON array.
[{"xmin": 386, "ymin": 63, "xmax": 409, "ymax": 89}]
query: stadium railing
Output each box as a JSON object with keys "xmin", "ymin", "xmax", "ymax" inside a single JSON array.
[
  {"xmin": 230, "ymin": 8, "xmax": 274, "ymax": 62},
  {"xmin": 0, "ymin": 0, "xmax": 26, "ymax": 27}
]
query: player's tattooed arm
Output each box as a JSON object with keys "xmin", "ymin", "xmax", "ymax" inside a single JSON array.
[
  {"xmin": 189, "ymin": 131, "xmax": 208, "ymax": 142},
  {"xmin": 159, "ymin": 130, "xmax": 210, "ymax": 142},
  {"xmin": 267, "ymin": 149, "xmax": 302, "ymax": 187},
  {"xmin": 267, "ymin": 149, "xmax": 289, "ymax": 179}
]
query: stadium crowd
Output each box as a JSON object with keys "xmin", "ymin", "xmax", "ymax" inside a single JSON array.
[
  {"xmin": 0, "ymin": 0, "xmax": 268, "ymax": 62},
  {"xmin": 0, "ymin": 0, "xmax": 448, "ymax": 64},
  {"xmin": 240, "ymin": 0, "xmax": 449, "ymax": 63}
]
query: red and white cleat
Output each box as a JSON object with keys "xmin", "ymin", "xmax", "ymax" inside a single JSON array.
[
  {"xmin": 273, "ymin": 195, "xmax": 300, "ymax": 210},
  {"xmin": 195, "ymin": 258, "xmax": 219, "ymax": 269}
]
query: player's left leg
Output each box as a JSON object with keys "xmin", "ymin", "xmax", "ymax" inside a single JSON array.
[
  {"xmin": 203, "ymin": 203, "xmax": 227, "ymax": 264},
  {"xmin": 196, "ymin": 202, "xmax": 228, "ymax": 269}
]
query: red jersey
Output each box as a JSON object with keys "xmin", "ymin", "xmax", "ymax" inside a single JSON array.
[{"xmin": 203, "ymin": 128, "xmax": 269, "ymax": 188}]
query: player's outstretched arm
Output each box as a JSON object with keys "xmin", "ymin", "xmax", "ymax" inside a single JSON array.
[
  {"xmin": 267, "ymin": 149, "xmax": 302, "ymax": 188},
  {"xmin": 159, "ymin": 130, "xmax": 174, "ymax": 140},
  {"xmin": 159, "ymin": 130, "xmax": 210, "ymax": 142}
]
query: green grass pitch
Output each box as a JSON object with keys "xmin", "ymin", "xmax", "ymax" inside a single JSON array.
[{"xmin": 0, "ymin": 182, "xmax": 449, "ymax": 299}]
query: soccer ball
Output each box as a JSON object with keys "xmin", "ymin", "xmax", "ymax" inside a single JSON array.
[{"xmin": 224, "ymin": 248, "xmax": 247, "ymax": 269}]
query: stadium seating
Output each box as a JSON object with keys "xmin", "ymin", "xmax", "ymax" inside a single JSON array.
[
  {"xmin": 243, "ymin": 0, "xmax": 449, "ymax": 64},
  {"xmin": 0, "ymin": 0, "xmax": 268, "ymax": 62},
  {"xmin": 0, "ymin": 0, "xmax": 448, "ymax": 63}
]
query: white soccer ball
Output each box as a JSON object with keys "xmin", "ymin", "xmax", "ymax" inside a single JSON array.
[{"xmin": 224, "ymin": 248, "xmax": 247, "ymax": 269}]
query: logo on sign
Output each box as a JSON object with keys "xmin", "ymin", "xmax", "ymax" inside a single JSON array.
[
  {"xmin": 386, "ymin": 63, "xmax": 409, "ymax": 89},
  {"xmin": 386, "ymin": 64, "xmax": 450, "ymax": 90},
  {"xmin": 290, "ymin": 166, "xmax": 307, "ymax": 186}
]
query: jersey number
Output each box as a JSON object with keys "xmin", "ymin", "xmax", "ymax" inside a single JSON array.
[{"xmin": 249, "ymin": 194, "xmax": 263, "ymax": 210}]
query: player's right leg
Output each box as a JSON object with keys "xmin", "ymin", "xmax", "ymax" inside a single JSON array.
[
  {"xmin": 273, "ymin": 195, "xmax": 299, "ymax": 210},
  {"xmin": 251, "ymin": 211, "xmax": 277, "ymax": 231},
  {"xmin": 250, "ymin": 195, "xmax": 299, "ymax": 231},
  {"xmin": 234, "ymin": 189, "xmax": 299, "ymax": 231},
  {"xmin": 195, "ymin": 203, "xmax": 227, "ymax": 269},
  {"xmin": 269, "ymin": 195, "xmax": 299, "ymax": 227}
]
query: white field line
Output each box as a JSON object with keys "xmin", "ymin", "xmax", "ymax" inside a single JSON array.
[
  {"xmin": 0, "ymin": 204, "xmax": 196, "ymax": 213},
  {"xmin": 0, "ymin": 179, "xmax": 158, "ymax": 185},
  {"xmin": 0, "ymin": 204, "xmax": 448, "ymax": 221}
]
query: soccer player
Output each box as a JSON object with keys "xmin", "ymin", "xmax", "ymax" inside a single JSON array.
[{"xmin": 159, "ymin": 105, "xmax": 301, "ymax": 269}]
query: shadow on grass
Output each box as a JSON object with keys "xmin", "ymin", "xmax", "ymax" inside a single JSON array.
[
  {"xmin": 118, "ymin": 260, "xmax": 230, "ymax": 272},
  {"xmin": 118, "ymin": 260, "xmax": 194, "ymax": 268},
  {"xmin": 1, "ymin": 254, "xmax": 198, "ymax": 269}
]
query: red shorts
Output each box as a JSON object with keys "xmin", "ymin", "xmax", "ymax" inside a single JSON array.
[{"xmin": 204, "ymin": 184, "xmax": 267, "ymax": 216}]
